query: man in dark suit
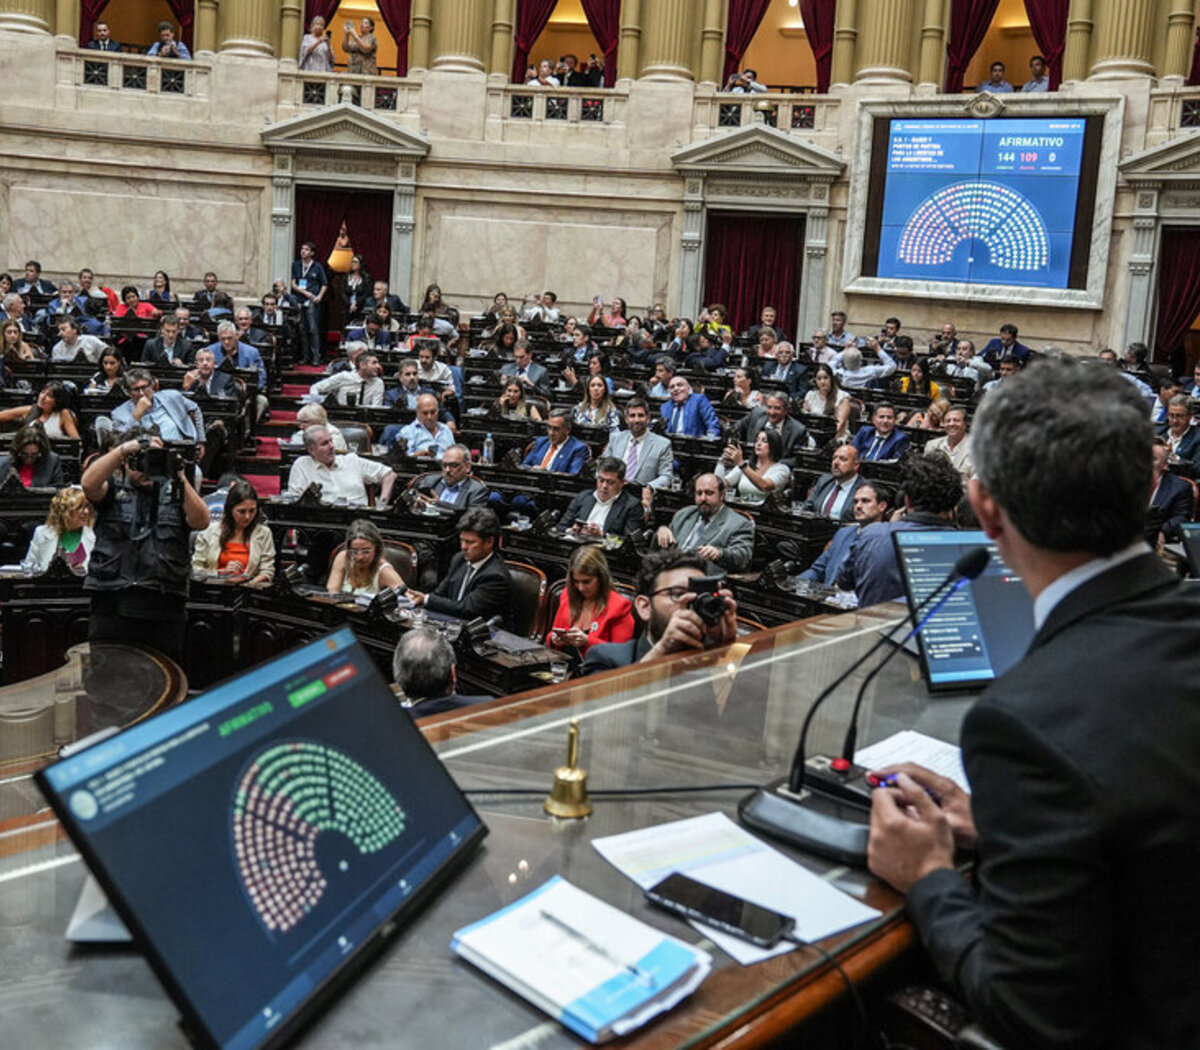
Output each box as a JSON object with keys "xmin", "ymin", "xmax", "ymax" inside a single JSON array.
[
  {"xmin": 291, "ymin": 240, "xmax": 328, "ymax": 366},
  {"xmin": 851, "ymin": 402, "xmax": 910, "ymax": 461},
  {"xmin": 760, "ymin": 341, "xmax": 807, "ymax": 395},
  {"xmin": 414, "ymin": 444, "xmax": 490, "ymax": 509},
  {"xmin": 736, "ymin": 393, "xmax": 808, "ymax": 463},
  {"xmin": 192, "ymin": 271, "xmax": 220, "ymax": 309},
  {"xmin": 801, "ymin": 444, "xmax": 867, "ymax": 521},
  {"xmin": 13, "ymin": 260, "xmax": 56, "ymax": 297},
  {"xmin": 521, "ymin": 414, "xmax": 589, "ymax": 474},
  {"xmin": 499, "ymin": 341, "xmax": 548, "ymax": 395},
  {"xmin": 394, "ymin": 628, "xmax": 491, "ymax": 718},
  {"xmin": 868, "ymin": 357, "xmax": 1200, "ymax": 1050},
  {"xmin": 181, "ymin": 348, "xmax": 236, "ymax": 399},
  {"xmin": 84, "ymin": 21, "xmax": 122, "ymax": 50},
  {"xmin": 141, "ymin": 316, "xmax": 194, "ymax": 367},
  {"xmin": 581, "ymin": 550, "xmax": 739, "ymax": 675},
  {"xmin": 1149, "ymin": 441, "xmax": 1194, "ymax": 542},
  {"xmin": 1165, "ymin": 394, "xmax": 1200, "ymax": 472},
  {"xmin": 364, "ymin": 279, "xmax": 408, "ymax": 317},
  {"xmin": 409, "ymin": 507, "xmax": 512, "ymax": 626},
  {"xmin": 557, "ymin": 456, "xmax": 645, "ymax": 537}
]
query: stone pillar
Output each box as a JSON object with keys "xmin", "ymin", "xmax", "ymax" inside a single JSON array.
[
  {"xmin": 409, "ymin": 0, "xmax": 432, "ymax": 72},
  {"xmin": 798, "ymin": 190, "xmax": 831, "ymax": 339},
  {"xmin": 488, "ymin": 0, "xmax": 514, "ymax": 77},
  {"xmin": 429, "ymin": 0, "xmax": 487, "ymax": 73},
  {"xmin": 678, "ymin": 178, "xmax": 706, "ymax": 314},
  {"xmin": 391, "ymin": 162, "xmax": 419, "ymax": 303},
  {"xmin": 697, "ymin": 0, "xmax": 724, "ymax": 85},
  {"xmin": 269, "ymin": 154, "xmax": 296, "ymax": 289},
  {"xmin": 218, "ymin": 0, "xmax": 274, "ymax": 56},
  {"xmin": 0, "ymin": 0, "xmax": 53, "ymax": 34},
  {"xmin": 916, "ymin": 0, "xmax": 944, "ymax": 87},
  {"xmin": 195, "ymin": 0, "xmax": 220, "ymax": 55},
  {"xmin": 829, "ymin": 0, "xmax": 857, "ymax": 87},
  {"xmin": 1088, "ymin": 0, "xmax": 1155, "ymax": 78},
  {"xmin": 617, "ymin": 0, "xmax": 641, "ymax": 82},
  {"xmin": 1161, "ymin": 0, "xmax": 1195, "ymax": 82},
  {"xmin": 55, "ymin": 0, "xmax": 79, "ymax": 38},
  {"xmin": 854, "ymin": 0, "xmax": 914, "ymax": 84},
  {"xmin": 1061, "ymin": 0, "xmax": 1091, "ymax": 83},
  {"xmin": 639, "ymin": 0, "xmax": 697, "ymax": 81},
  {"xmin": 280, "ymin": 0, "xmax": 302, "ymax": 65},
  {"xmin": 1123, "ymin": 184, "xmax": 1160, "ymax": 349}
]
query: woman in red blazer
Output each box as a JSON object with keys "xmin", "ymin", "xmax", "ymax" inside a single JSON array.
[{"xmin": 547, "ymin": 545, "xmax": 634, "ymax": 656}]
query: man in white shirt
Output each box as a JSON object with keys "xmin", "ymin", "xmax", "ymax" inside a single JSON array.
[
  {"xmin": 286, "ymin": 425, "xmax": 395, "ymax": 507},
  {"xmin": 832, "ymin": 344, "xmax": 896, "ymax": 390},
  {"xmin": 51, "ymin": 317, "xmax": 106, "ymax": 363},
  {"xmin": 393, "ymin": 393, "xmax": 455, "ymax": 458},
  {"xmin": 415, "ymin": 343, "xmax": 454, "ymax": 392},
  {"xmin": 309, "ymin": 352, "xmax": 384, "ymax": 407},
  {"xmin": 924, "ymin": 407, "xmax": 975, "ymax": 481}
]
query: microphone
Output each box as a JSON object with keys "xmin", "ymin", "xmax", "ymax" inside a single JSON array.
[{"xmin": 738, "ymin": 545, "xmax": 990, "ymax": 866}]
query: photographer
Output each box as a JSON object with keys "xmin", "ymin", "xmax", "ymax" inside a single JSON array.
[
  {"xmin": 82, "ymin": 430, "xmax": 210, "ymax": 662},
  {"xmin": 581, "ymin": 551, "xmax": 738, "ymax": 675}
]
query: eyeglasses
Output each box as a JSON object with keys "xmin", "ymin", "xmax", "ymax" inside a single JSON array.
[
  {"xmin": 130, "ymin": 384, "xmax": 152, "ymax": 395},
  {"xmin": 650, "ymin": 586, "xmax": 689, "ymax": 604},
  {"xmin": 347, "ymin": 545, "xmax": 376, "ymax": 558}
]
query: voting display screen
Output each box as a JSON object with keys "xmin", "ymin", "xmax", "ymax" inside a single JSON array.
[
  {"xmin": 37, "ymin": 629, "xmax": 486, "ymax": 1050},
  {"xmin": 862, "ymin": 117, "xmax": 1102, "ymax": 291}
]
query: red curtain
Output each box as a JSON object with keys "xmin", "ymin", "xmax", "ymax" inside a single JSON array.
[
  {"xmin": 376, "ymin": 0, "xmax": 412, "ymax": 75},
  {"xmin": 79, "ymin": 0, "xmax": 110, "ymax": 45},
  {"xmin": 164, "ymin": 0, "xmax": 195, "ymax": 49},
  {"xmin": 798, "ymin": 0, "xmax": 836, "ymax": 93},
  {"xmin": 703, "ymin": 212, "xmax": 804, "ymax": 341},
  {"xmin": 944, "ymin": 0, "xmax": 1000, "ymax": 92},
  {"xmin": 511, "ymin": 0, "xmax": 559, "ymax": 83},
  {"xmin": 1023, "ymin": 0, "xmax": 1068, "ymax": 89},
  {"xmin": 580, "ymin": 0, "xmax": 620, "ymax": 87},
  {"xmin": 1155, "ymin": 228, "xmax": 1200, "ymax": 363},
  {"xmin": 723, "ymin": 0, "xmax": 772, "ymax": 85},
  {"xmin": 305, "ymin": 0, "xmax": 343, "ymax": 29},
  {"xmin": 293, "ymin": 188, "xmax": 395, "ymax": 293}
]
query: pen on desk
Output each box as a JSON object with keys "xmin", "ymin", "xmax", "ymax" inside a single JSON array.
[
  {"xmin": 866, "ymin": 772, "xmax": 941, "ymax": 803},
  {"xmin": 539, "ymin": 909, "xmax": 657, "ymax": 988}
]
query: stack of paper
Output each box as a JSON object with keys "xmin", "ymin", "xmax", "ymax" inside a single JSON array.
[{"xmin": 451, "ymin": 876, "xmax": 711, "ymax": 1044}]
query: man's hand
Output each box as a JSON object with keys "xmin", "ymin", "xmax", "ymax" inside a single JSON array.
[
  {"xmin": 641, "ymin": 486, "xmax": 653, "ymax": 512},
  {"xmin": 869, "ymin": 762, "xmax": 977, "ymax": 849},
  {"xmin": 696, "ymin": 544, "xmax": 722, "ymax": 563},
  {"xmin": 868, "ymin": 772, "xmax": 956, "ymax": 893},
  {"xmin": 655, "ymin": 525, "xmax": 676, "ymax": 548},
  {"xmin": 408, "ymin": 590, "xmax": 426, "ymax": 606},
  {"xmin": 644, "ymin": 588, "xmax": 738, "ymax": 659},
  {"xmin": 132, "ymin": 393, "xmax": 153, "ymax": 420},
  {"xmin": 182, "ymin": 369, "xmax": 199, "ymax": 390}
]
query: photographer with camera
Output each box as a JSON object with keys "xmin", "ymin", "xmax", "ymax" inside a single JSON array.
[
  {"xmin": 81, "ymin": 430, "xmax": 210, "ymax": 663},
  {"xmin": 581, "ymin": 551, "xmax": 738, "ymax": 675}
]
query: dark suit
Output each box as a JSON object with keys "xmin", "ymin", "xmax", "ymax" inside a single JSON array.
[
  {"xmin": 736, "ymin": 407, "xmax": 808, "ymax": 462},
  {"xmin": 580, "ymin": 634, "xmax": 652, "ymax": 676},
  {"xmin": 85, "ymin": 38, "xmax": 122, "ymax": 51},
  {"xmin": 760, "ymin": 358, "xmax": 807, "ymax": 395},
  {"xmin": 1171, "ymin": 426, "xmax": 1200, "ymax": 470},
  {"xmin": 424, "ymin": 552, "xmax": 513, "ymax": 626},
  {"xmin": 185, "ymin": 371, "xmax": 236, "ymax": 399},
  {"xmin": 906, "ymin": 553, "xmax": 1200, "ymax": 1049},
  {"xmin": 403, "ymin": 690, "xmax": 492, "ymax": 718},
  {"xmin": 0, "ymin": 451, "xmax": 63, "ymax": 489},
  {"xmin": 416, "ymin": 474, "xmax": 490, "ymax": 509},
  {"xmin": 801, "ymin": 472, "xmax": 867, "ymax": 522},
  {"xmin": 1151, "ymin": 471, "xmax": 1194, "ymax": 540},
  {"xmin": 557, "ymin": 487, "xmax": 644, "ymax": 536},
  {"xmin": 851, "ymin": 426, "xmax": 910, "ymax": 461},
  {"xmin": 141, "ymin": 335, "xmax": 194, "ymax": 367}
]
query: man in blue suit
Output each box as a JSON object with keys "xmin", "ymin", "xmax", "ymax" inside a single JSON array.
[
  {"xmin": 799, "ymin": 482, "xmax": 890, "ymax": 585},
  {"xmin": 851, "ymin": 402, "xmax": 910, "ymax": 461},
  {"xmin": 522, "ymin": 413, "xmax": 589, "ymax": 473},
  {"xmin": 291, "ymin": 240, "xmax": 328, "ymax": 365},
  {"xmin": 1150, "ymin": 442, "xmax": 1194, "ymax": 542},
  {"xmin": 661, "ymin": 376, "xmax": 720, "ymax": 439},
  {"xmin": 207, "ymin": 321, "xmax": 267, "ymax": 392}
]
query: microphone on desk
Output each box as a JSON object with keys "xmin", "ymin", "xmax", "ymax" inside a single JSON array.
[{"xmin": 738, "ymin": 546, "xmax": 989, "ymax": 866}]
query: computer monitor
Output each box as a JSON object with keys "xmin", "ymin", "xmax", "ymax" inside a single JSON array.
[
  {"xmin": 37, "ymin": 628, "xmax": 486, "ymax": 1050},
  {"xmin": 893, "ymin": 530, "xmax": 1036, "ymax": 692}
]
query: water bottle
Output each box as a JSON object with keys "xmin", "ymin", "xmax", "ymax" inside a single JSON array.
[{"xmin": 482, "ymin": 433, "xmax": 495, "ymax": 465}]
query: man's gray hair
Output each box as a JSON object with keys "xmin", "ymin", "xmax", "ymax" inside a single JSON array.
[
  {"xmin": 302, "ymin": 424, "xmax": 330, "ymax": 451},
  {"xmin": 2, "ymin": 293, "xmax": 19, "ymax": 311},
  {"xmin": 216, "ymin": 320, "xmax": 237, "ymax": 336},
  {"xmin": 840, "ymin": 347, "xmax": 862, "ymax": 371},
  {"xmin": 445, "ymin": 443, "xmax": 471, "ymax": 460},
  {"xmin": 393, "ymin": 628, "xmax": 455, "ymax": 701}
]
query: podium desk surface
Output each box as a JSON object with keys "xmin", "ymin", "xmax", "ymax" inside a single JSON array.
[{"xmin": 0, "ymin": 603, "xmax": 975, "ymax": 1049}]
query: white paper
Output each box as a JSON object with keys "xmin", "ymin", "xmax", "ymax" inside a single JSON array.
[
  {"xmin": 854, "ymin": 729, "xmax": 970, "ymax": 794},
  {"xmin": 592, "ymin": 813, "xmax": 880, "ymax": 966}
]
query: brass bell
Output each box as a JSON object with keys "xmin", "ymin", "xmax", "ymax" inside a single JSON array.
[{"xmin": 544, "ymin": 719, "xmax": 592, "ymax": 819}]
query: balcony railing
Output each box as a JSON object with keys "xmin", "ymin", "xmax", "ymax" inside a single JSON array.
[
  {"xmin": 487, "ymin": 84, "xmax": 628, "ymax": 128},
  {"xmin": 277, "ymin": 71, "xmax": 421, "ymax": 116},
  {"xmin": 58, "ymin": 48, "xmax": 207, "ymax": 99},
  {"xmin": 694, "ymin": 92, "xmax": 840, "ymax": 136}
]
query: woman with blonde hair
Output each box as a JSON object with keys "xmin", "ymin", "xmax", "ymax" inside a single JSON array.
[
  {"xmin": 24, "ymin": 486, "xmax": 93, "ymax": 573},
  {"xmin": 326, "ymin": 518, "xmax": 403, "ymax": 596},
  {"xmin": 291, "ymin": 402, "xmax": 348, "ymax": 451},
  {"xmin": 572, "ymin": 374, "xmax": 621, "ymax": 430},
  {"xmin": 547, "ymin": 544, "xmax": 634, "ymax": 656}
]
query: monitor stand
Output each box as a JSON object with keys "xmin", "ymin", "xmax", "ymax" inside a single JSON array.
[{"xmin": 67, "ymin": 873, "xmax": 131, "ymax": 943}]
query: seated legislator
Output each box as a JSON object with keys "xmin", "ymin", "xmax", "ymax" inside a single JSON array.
[
  {"xmin": 0, "ymin": 382, "xmax": 80, "ymax": 440},
  {"xmin": 923, "ymin": 406, "xmax": 974, "ymax": 481},
  {"xmin": 286, "ymin": 425, "xmax": 396, "ymax": 507},
  {"xmin": 408, "ymin": 508, "xmax": 513, "ymax": 626},
  {"xmin": 0, "ymin": 423, "xmax": 65, "ymax": 489},
  {"xmin": 289, "ymin": 404, "xmax": 347, "ymax": 452},
  {"xmin": 851, "ymin": 402, "xmax": 911, "ymax": 462},
  {"xmin": 1149, "ymin": 441, "xmax": 1194, "ymax": 543},
  {"xmin": 414, "ymin": 443, "xmax": 490, "ymax": 509},
  {"xmin": 548, "ymin": 545, "xmax": 634, "ymax": 656},
  {"xmin": 181, "ymin": 349, "xmax": 236, "ymax": 400},
  {"xmin": 51, "ymin": 317, "xmax": 106, "ymax": 364},
  {"xmin": 490, "ymin": 379, "xmax": 545, "ymax": 422},
  {"xmin": 655, "ymin": 473, "xmax": 754, "ymax": 573},
  {"xmin": 141, "ymin": 315, "xmax": 194, "ymax": 367},
  {"xmin": 837, "ymin": 454, "xmax": 961, "ymax": 607},
  {"xmin": 325, "ymin": 519, "xmax": 404, "ymax": 596},
  {"xmin": 801, "ymin": 363, "xmax": 854, "ymax": 442},
  {"xmin": 716, "ymin": 428, "xmax": 791, "ymax": 504},
  {"xmin": 384, "ymin": 392, "xmax": 455, "ymax": 456},
  {"xmin": 191, "ymin": 479, "xmax": 275, "ymax": 585},
  {"xmin": 112, "ymin": 369, "xmax": 205, "ymax": 445},
  {"xmin": 309, "ymin": 352, "xmax": 384, "ymax": 408},
  {"xmin": 85, "ymin": 348, "xmax": 125, "ymax": 396},
  {"xmin": 207, "ymin": 320, "xmax": 267, "ymax": 393},
  {"xmin": 832, "ymin": 344, "xmax": 896, "ymax": 391},
  {"xmin": 799, "ymin": 482, "xmax": 891, "ymax": 586},
  {"xmin": 499, "ymin": 341, "xmax": 549, "ymax": 395},
  {"xmin": 557, "ymin": 456, "xmax": 645, "ymax": 537},
  {"xmin": 385, "ymin": 358, "xmax": 433, "ymax": 412},
  {"xmin": 522, "ymin": 413, "xmax": 589, "ymax": 473},
  {"xmin": 736, "ymin": 392, "xmax": 808, "ymax": 462},
  {"xmin": 802, "ymin": 444, "xmax": 867, "ymax": 522},
  {"xmin": 24, "ymin": 486, "xmax": 94, "ymax": 573},
  {"xmin": 661, "ymin": 376, "xmax": 721, "ymax": 439},
  {"xmin": 581, "ymin": 550, "xmax": 738, "ymax": 674},
  {"xmin": 760, "ymin": 341, "xmax": 807, "ymax": 395},
  {"xmin": 394, "ymin": 629, "xmax": 491, "ymax": 718},
  {"xmin": 1164, "ymin": 394, "xmax": 1200, "ymax": 471},
  {"xmin": 602, "ymin": 397, "xmax": 673, "ymax": 493},
  {"xmin": 866, "ymin": 357, "xmax": 1200, "ymax": 1050}
]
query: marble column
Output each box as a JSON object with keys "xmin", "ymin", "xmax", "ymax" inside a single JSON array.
[
  {"xmin": 488, "ymin": 0, "xmax": 514, "ymax": 77},
  {"xmin": 269, "ymin": 155, "xmax": 296, "ymax": 291},
  {"xmin": 279, "ymin": 0, "xmax": 302, "ymax": 66},
  {"xmin": 798, "ymin": 197, "xmax": 831, "ymax": 342},
  {"xmin": 195, "ymin": 0, "xmax": 220, "ymax": 55},
  {"xmin": 218, "ymin": 0, "xmax": 275, "ymax": 56},
  {"xmin": 429, "ymin": 0, "xmax": 487, "ymax": 73},
  {"xmin": 678, "ymin": 178, "xmax": 706, "ymax": 315},
  {"xmin": 916, "ymin": 0, "xmax": 944, "ymax": 88},
  {"xmin": 391, "ymin": 163, "xmax": 419, "ymax": 302},
  {"xmin": 829, "ymin": 0, "xmax": 857, "ymax": 88},
  {"xmin": 697, "ymin": 0, "xmax": 724, "ymax": 86},
  {"xmin": 854, "ymin": 0, "xmax": 914, "ymax": 84},
  {"xmin": 1162, "ymin": 0, "xmax": 1195, "ymax": 81},
  {"xmin": 639, "ymin": 0, "xmax": 697, "ymax": 81},
  {"xmin": 1122, "ymin": 184, "xmax": 1160, "ymax": 350},
  {"xmin": 617, "ymin": 0, "xmax": 641, "ymax": 82},
  {"xmin": 409, "ymin": 0, "xmax": 432, "ymax": 72},
  {"xmin": 1088, "ymin": 0, "xmax": 1155, "ymax": 79},
  {"xmin": 0, "ymin": 0, "xmax": 53, "ymax": 34},
  {"xmin": 55, "ymin": 0, "xmax": 79, "ymax": 38}
]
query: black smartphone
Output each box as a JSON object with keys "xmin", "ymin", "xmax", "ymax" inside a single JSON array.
[{"xmin": 645, "ymin": 872, "xmax": 794, "ymax": 947}]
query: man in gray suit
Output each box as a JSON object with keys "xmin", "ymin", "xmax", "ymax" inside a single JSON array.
[
  {"xmin": 655, "ymin": 472, "xmax": 754, "ymax": 573},
  {"xmin": 499, "ymin": 341, "xmax": 548, "ymax": 395},
  {"xmin": 736, "ymin": 393, "xmax": 808, "ymax": 464},
  {"xmin": 414, "ymin": 444, "xmax": 490, "ymax": 509},
  {"xmin": 602, "ymin": 397, "xmax": 674, "ymax": 501}
]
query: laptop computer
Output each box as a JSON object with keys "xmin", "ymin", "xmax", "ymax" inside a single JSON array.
[
  {"xmin": 36, "ymin": 628, "xmax": 486, "ymax": 1049},
  {"xmin": 893, "ymin": 530, "xmax": 1036, "ymax": 692}
]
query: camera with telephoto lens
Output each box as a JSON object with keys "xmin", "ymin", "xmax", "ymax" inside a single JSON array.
[
  {"xmin": 688, "ymin": 575, "xmax": 728, "ymax": 626},
  {"xmin": 129, "ymin": 439, "xmax": 197, "ymax": 480}
]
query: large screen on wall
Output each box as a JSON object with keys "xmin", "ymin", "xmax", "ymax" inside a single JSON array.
[{"xmin": 861, "ymin": 117, "xmax": 1103, "ymax": 291}]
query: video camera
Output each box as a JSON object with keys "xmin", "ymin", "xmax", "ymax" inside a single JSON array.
[{"xmin": 129, "ymin": 438, "xmax": 197, "ymax": 481}]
